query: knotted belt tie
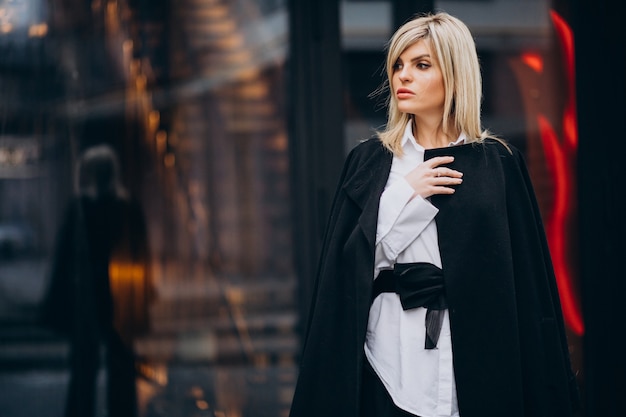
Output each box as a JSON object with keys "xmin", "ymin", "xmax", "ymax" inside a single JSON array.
[{"xmin": 372, "ymin": 262, "xmax": 448, "ymax": 349}]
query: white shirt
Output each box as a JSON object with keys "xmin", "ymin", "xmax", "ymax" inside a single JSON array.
[{"xmin": 364, "ymin": 122, "xmax": 465, "ymax": 417}]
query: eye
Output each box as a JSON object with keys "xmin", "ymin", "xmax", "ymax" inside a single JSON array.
[
  {"xmin": 392, "ymin": 62, "xmax": 403, "ymax": 71},
  {"xmin": 417, "ymin": 62, "xmax": 431, "ymax": 69}
]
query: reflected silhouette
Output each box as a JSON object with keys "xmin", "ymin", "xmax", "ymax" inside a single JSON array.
[{"xmin": 41, "ymin": 144, "xmax": 154, "ymax": 417}]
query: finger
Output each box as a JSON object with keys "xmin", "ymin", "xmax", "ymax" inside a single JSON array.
[
  {"xmin": 437, "ymin": 167, "xmax": 463, "ymax": 178},
  {"xmin": 425, "ymin": 156, "xmax": 454, "ymax": 168},
  {"xmin": 431, "ymin": 185, "xmax": 456, "ymax": 195},
  {"xmin": 436, "ymin": 176, "xmax": 463, "ymax": 185},
  {"xmin": 431, "ymin": 167, "xmax": 462, "ymax": 180}
]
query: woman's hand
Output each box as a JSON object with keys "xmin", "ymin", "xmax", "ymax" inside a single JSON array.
[{"xmin": 404, "ymin": 156, "xmax": 463, "ymax": 199}]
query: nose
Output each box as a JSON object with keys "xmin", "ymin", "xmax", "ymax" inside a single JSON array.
[{"xmin": 398, "ymin": 66, "xmax": 411, "ymax": 82}]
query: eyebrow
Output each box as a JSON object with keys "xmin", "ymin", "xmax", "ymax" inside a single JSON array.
[{"xmin": 397, "ymin": 54, "xmax": 431, "ymax": 63}]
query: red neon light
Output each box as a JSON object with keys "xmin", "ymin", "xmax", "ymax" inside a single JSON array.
[
  {"xmin": 521, "ymin": 52, "xmax": 544, "ymax": 73},
  {"xmin": 537, "ymin": 115, "xmax": 584, "ymax": 335},
  {"xmin": 551, "ymin": 10, "xmax": 578, "ymax": 149},
  {"xmin": 533, "ymin": 10, "xmax": 584, "ymax": 336}
]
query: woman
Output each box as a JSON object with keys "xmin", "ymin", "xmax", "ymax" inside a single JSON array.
[
  {"xmin": 42, "ymin": 145, "xmax": 154, "ymax": 417},
  {"xmin": 289, "ymin": 12, "xmax": 579, "ymax": 417}
]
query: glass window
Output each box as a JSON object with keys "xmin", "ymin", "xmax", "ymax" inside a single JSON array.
[
  {"xmin": 341, "ymin": 0, "xmax": 392, "ymax": 152},
  {"xmin": 0, "ymin": 1, "xmax": 294, "ymax": 416}
]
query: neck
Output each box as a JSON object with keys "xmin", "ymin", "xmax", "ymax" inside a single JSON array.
[{"xmin": 412, "ymin": 116, "xmax": 458, "ymax": 149}]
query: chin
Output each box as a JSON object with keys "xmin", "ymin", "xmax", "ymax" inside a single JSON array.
[{"xmin": 397, "ymin": 105, "xmax": 418, "ymax": 115}]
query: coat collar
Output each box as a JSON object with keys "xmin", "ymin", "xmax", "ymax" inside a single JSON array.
[{"xmin": 342, "ymin": 140, "xmax": 393, "ymax": 247}]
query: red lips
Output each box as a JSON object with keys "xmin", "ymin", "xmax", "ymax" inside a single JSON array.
[{"xmin": 396, "ymin": 88, "xmax": 414, "ymax": 98}]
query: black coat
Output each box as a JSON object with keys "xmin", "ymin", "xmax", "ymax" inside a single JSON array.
[
  {"xmin": 41, "ymin": 196, "xmax": 153, "ymax": 417},
  {"xmin": 289, "ymin": 138, "xmax": 579, "ymax": 417}
]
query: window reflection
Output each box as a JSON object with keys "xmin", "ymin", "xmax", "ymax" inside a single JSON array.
[{"xmin": 1, "ymin": 1, "xmax": 293, "ymax": 416}]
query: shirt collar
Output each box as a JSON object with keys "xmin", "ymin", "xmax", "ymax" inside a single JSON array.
[
  {"xmin": 449, "ymin": 132, "xmax": 467, "ymax": 146},
  {"xmin": 401, "ymin": 121, "xmax": 419, "ymax": 151},
  {"xmin": 401, "ymin": 121, "xmax": 466, "ymax": 151}
]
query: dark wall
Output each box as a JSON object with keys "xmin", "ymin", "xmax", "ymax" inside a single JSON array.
[
  {"xmin": 288, "ymin": 0, "xmax": 344, "ymax": 335},
  {"xmin": 574, "ymin": 1, "xmax": 626, "ymax": 416}
]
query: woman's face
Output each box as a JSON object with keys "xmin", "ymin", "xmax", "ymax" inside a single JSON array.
[{"xmin": 391, "ymin": 40, "xmax": 445, "ymax": 120}]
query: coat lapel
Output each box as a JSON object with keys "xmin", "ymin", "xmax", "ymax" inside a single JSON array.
[{"xmin": 343, "ymin": 142, "xmax": 392, "ymax": 248}]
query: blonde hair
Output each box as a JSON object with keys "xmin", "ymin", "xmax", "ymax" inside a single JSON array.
[{"xmin": 376, "ymin": 12, "xmax": 493, "ymax": 154}]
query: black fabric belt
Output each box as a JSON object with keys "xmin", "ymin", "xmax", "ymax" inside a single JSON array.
[{"xmin": 372, "ymin": 262, "xmax": 448, "ymax": 349}]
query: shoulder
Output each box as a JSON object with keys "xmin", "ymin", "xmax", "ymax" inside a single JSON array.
[
  {"xmin": 348, "ymin": 136, "xmax": 386, "ymax": 156},
  {"xmin": 345, "ymin": 137, "xmax": 389, "ymax": 166},
  {"xmin": 340, "ymin": 137, "xmax": 391, "ymax": 179},
  {"xmin": 479, "ymin": 139, "xmax": 535, "ymax": 196},
  {"xmin": 481, "ymin": 138, "xmax": 525, "ymax": 166}
]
